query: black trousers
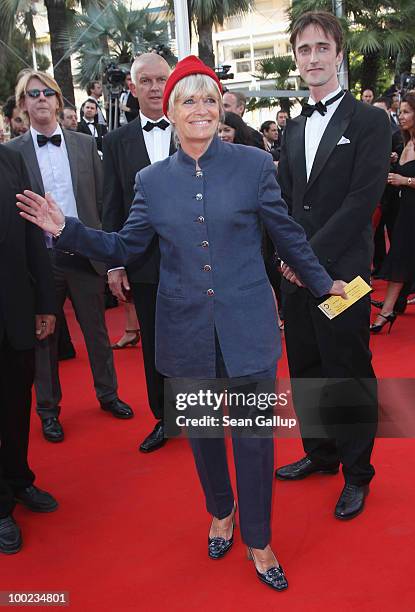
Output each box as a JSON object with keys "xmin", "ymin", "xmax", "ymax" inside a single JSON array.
[
  {"xmin": 130, "ymin": 282, "xmax": 164, "ymax": 421},
  {"xmin": 284, "ymin": 289, "xmax": 377, "ymax": 486},
  {"xmin": 0, "ymin": 338, "xmax": 35, "ymax": 517},
  {"xmin": 188, "ymin": 338, "xmax": 275, "ymax": 549}
]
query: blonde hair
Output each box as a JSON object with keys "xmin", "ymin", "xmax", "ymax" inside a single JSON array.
[
  {"xmin": 15, "ymin": 70, "xmax": 64, "ymax": 117},
  {"xmin": 168, "ymin": 74, "xmax": 224, "ymax": 119}
]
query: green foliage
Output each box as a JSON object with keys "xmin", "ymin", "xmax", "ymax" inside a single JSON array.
[
  {"xmin": 248, "ymin": 55, "xmax": 297, "ymax": 113},
  {"xmin": 0, "ymin": 27, "xmax": 50, "ymax": 103},
  {"xmin": 68, "ymin": 1, "xmax": 174, "ymax": 87},
  {"xmin": 166, "ymin": 0, "xmax": 253, "ymax": 26}
]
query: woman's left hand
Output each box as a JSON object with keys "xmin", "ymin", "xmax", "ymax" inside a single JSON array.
[
  {"xmin": 387, "ymin": 173, "xmax": 405, "ymax": 186},
  {"xmin": 17, "ymin": 191, "xmax": 65, "ymax": 235}
]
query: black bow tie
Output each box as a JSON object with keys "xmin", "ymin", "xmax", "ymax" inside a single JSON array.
[
  {"xmin": 301, "ymin": 90, "xmax": 344, "ymax": 118},
  {"xmin": 37, "ymin": 134, "xmax": 62, "ymax": 147},
  {"xmin": 142, "ymin": 119, "xmax": 169, "ymax": 132}
]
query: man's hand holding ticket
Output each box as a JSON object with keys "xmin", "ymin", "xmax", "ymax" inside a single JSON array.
[{"xmin": 318, "ymin": 276, "xmax": 372, "ymax": 320}]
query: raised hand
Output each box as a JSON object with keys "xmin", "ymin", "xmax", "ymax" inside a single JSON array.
[{"xmin": 17, "ymin": 191, "xmax": 65, "ymax": 236}]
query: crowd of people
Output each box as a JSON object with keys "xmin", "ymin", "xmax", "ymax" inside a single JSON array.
[{"xmin": 0, "ymin": 8, "xmax": 414, "ymax": 594}]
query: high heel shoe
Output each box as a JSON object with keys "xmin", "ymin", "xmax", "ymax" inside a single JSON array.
[
  {"xmin": 247, "ymin": 547, "xmax": 288, "ymax": 591},
  {"xmin": 370, "ymin": 312, "xmax": 396, "ymax": 334},
  {"xmin": 208, "ymin": 503, "xmax": 236, "ymax": 559},
  {"xmin": 111, "ymin": 329, "xmax": 141, "ymax": 349}
]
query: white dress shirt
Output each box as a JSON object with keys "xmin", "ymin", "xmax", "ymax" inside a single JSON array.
[
  {"xmin": 140, "ymin": 111, "xmax": 171, "ymax": 164},
  {"xmin": 304, "ymin": 86, "xmax": 344, "ymax": 180},
  {"xmin": 30, "ymin": 125, "xmax": 78, "ymax": 219},
  {"xmin": 84, "ymin": 121, "xmax": 97, "ymax": 137}
]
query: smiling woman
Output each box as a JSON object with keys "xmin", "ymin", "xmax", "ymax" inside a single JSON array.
[
  {"xmin": 16, "ymin": 54, "xmax": 347, "ymax": 593},
  {"xmin": 165, "ymin": 72, "xmax": 224, "ymax": 152}
]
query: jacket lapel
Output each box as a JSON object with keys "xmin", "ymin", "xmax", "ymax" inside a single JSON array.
[
  {"xmin": 18, "ymin": 131, "xmax": 45, "ymax": 194},
  {"xmin": 62, "ymin": 128, "xmax": 78, "ymax": 199},
  {"xmin": 306, "ymin": 92, "xmax": 355, "ymax": 192},
  {"xmin": 291, "ymin": 116, "xmax": 307, "ymax": 200}
]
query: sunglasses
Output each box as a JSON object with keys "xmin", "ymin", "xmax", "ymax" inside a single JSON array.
[{"xmin": 26, "ymin": 88, "xmax": 57, "ymax": 98}]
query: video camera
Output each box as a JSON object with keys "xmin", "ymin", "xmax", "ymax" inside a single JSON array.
[
  {"xmin": 103, "ymin": 63, "xmax": 129, "ymax": 92},
  {"xmin": 215, "ymin": 64, "xmax": 234, "ymax": 81}
]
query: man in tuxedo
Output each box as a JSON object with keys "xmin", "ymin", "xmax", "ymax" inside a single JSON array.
[
  {"xmin": 7, "ymin": 70, "xmax": 132, "ymax": 443},
  {"xmin": 102, "ymin": 53, "xmax": 173, "ymax": 453},
  {"xmin": 78, "ymin": 99, "xmax": 107, "ymax": 154},
  {"xmin": 276, "ymin": 11, "xmax": 391, "ymax": 519},
  {"xmin": 222, "ymin": 90, "xmax": 265, "ymax": 149},
  {"xmin": 0, "ymin": 146, "xmax": 58, "ymax": 554}
]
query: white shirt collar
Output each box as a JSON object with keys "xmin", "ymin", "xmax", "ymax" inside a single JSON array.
[
  {"xmin": 139, "ymin": 111, "xmax": 170, "ymax": 128},
  {"xmin": 30, "ymin": 123, "xmax": 62, "ymax": 141},
  {"xmin": 309, "ymin": 85, "xmax": 342, "ymax": 106}
]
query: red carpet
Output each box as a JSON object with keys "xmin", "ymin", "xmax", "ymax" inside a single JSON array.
[{"xmin": 1, "ymin": 281, "xmax": 414, "ymax": 611}]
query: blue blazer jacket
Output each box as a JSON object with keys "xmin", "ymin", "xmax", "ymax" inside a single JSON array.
[{"xmin": 57, "ymin": 137, "xmax": 332, "ymax": 378}]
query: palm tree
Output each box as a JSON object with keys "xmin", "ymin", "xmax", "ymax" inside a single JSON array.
[
  {"xmin": 69, "ymin": 1, "xmax": 173, "ymax": 88},
  {"xmin": 251, "ymin": 55, "xmax": 297, "ymax": 114},
  {"xmin": 167, "ymin": 0, "xmax": 253, "ymax": 68}
]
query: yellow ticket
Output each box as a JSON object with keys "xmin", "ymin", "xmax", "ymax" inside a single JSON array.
[{"xmin": 318, "ymin": 276, "xmax": 372, "ymax": 319}]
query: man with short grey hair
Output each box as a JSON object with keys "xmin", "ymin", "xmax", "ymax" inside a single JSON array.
[{"xmin": 102, "ymin": 53, "xmax": 174, "ymax": 453}]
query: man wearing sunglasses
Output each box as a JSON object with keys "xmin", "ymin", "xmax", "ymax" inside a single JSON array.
[{"xmin": 7, "ymin": 70, "xmax": 133, "ymax": 443}]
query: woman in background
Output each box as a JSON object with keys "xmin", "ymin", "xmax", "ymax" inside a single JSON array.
[{"xmin": 371, "ymin": 92, "xmax": 415, "ymax": 333}]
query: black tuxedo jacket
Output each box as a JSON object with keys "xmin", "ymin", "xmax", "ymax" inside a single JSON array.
[
  {"xmin": 0, "ymin": 146, "xmax": 56, "ymax": 350},
  {"xmin": 278, "ymin": 91, "xmax": 391, "ymax": 288},
  {"xmin": 77, "ymin": 119, "xmax": 107, "ymax": 152},
  {"xmin": 102, "ymin": 116, "xmax": 175, "ymax": 283}
]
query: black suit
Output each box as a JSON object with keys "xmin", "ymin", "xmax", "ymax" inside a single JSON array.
[
  {"xmin": 77, "ymin": 119, "xmax": 107, "ymax": 153},
  {"xmin": 102, "ymin": 117, "xmax": 175, "ymax": 420},
  {"xmin": 0, "ymin": 146, "xmax": 56, "ymax": 516},
  {"xmin": 278, "ymin": 92, "xmax": 391, "ymax": 485}
]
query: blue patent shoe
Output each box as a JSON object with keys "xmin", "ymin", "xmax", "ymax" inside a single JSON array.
[
  {"xmin": 247, "ymin": 547, "xmax": 288, "ymax": 591},
  {"xmin": 208, "ymin": 504, "xmax": 236, "ymax": 560}
]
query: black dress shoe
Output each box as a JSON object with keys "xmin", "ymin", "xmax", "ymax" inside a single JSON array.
[
  {"xmin": 247, "ymin": 548, "xmax": 288, "ymax": 591},
  {"xmin": 0, "ymin": 516, "xmax": 22, "ymax": 555},
  {"xmin": 100, "ymin": 398, "xmax": 134, "ymax": 419},
  {"xmin": 139, "ymin": 421, "xmax": 166, "ymax": 453},
  {"xmin": 15, "ymin": 486, "xmax": 58, "ymax": 513},
  {"xmin": 275, "ymin": 456, "xmax": 339, "ymax": 480},
  {"xmin": 41, "ymin": 417, "xmax": 64, "ymax": 442},
  {"xmin": 335, "ymin": 484, "xmax": 369, "ymax": 520},
  {"xmin": 208, "ymin": 504, "xmax": 236, "ymax": 560}
]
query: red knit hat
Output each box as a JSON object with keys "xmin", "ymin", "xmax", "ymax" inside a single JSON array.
[{"xmin": 162, "ymin": 55, "xmax": 223, "ymax": 116}]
